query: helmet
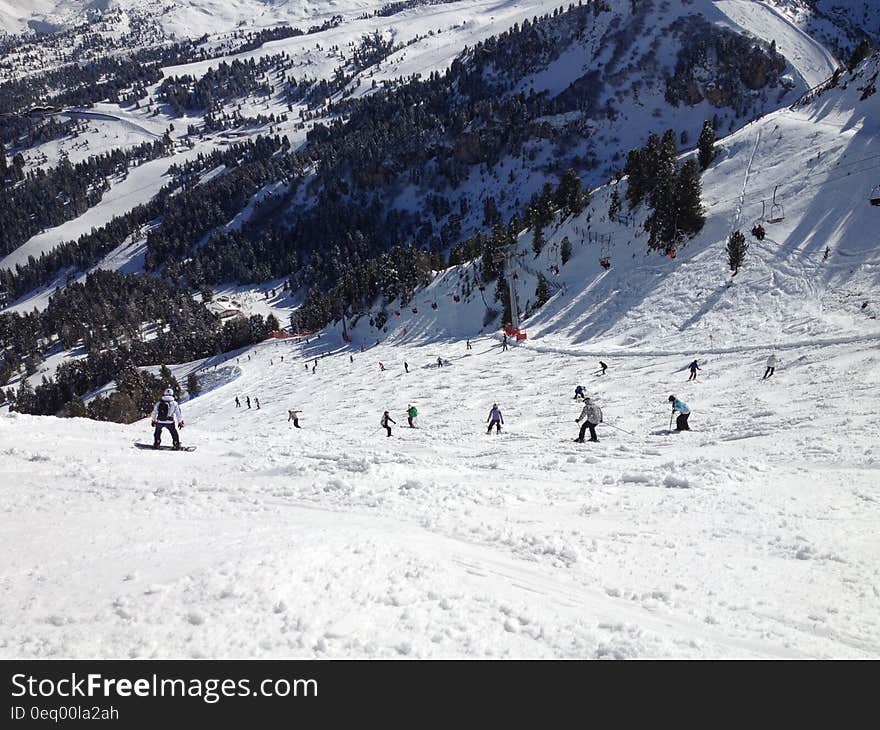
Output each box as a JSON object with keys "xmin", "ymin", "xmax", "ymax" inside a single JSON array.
[
  {"xmin": 164, "ymin": 388, "xmax": 174, "ymax": 397},
  {"xmin": 668, "ymin": 395, "xmax": 675, "ymax": 403}
]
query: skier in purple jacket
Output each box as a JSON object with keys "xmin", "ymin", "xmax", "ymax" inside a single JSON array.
[{"xmin": 486, "ymin": 404, "xmax": 503, "ymax": 434}]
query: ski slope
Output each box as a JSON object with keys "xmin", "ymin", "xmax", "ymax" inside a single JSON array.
[{"xmin": 2, "ymin": 327, "xmax": 878, "ymax": 658}]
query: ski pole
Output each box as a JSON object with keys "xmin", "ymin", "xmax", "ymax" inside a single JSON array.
[
  {"xmin": 605, "ymin": 423, "xmax": 636, "ymax": 437},
  {"xmin": 668, "ymin": 410, "xmax": 675, "ymax": 432}
]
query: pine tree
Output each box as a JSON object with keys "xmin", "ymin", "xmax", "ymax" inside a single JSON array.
[
  {"xmin": 847, "ymin": 39, "xmax": 872, "ymax": 72},
  {"xmin": 674, "ymin": 160, "xmax": 705, "ymax": 238},
  {"xmin": 560, "ymin": 237, "xmax": 572, "ymax": 265},
  {"xmin": 608, "ymin": 188, "xmax": 621, "ymax": 221},
  {"xmin": 698, "ymin": 120, "xmax": 716, "ymax": 171},
  {"xmin": 556, "ymin": 168, "xmax": 585, "ymax": 217},
  {"xmin": 187, "ymin": 371, "xmax": 201, "ymax": 397},
  {"xmin": 158, "ymin": 364, "xmax": 180, "ymax": 398},
  {"xmin": 532, "ymin": 224, "xmax": 545, "ymax": 257},
  {"xmin": 726, "ymin": 230, "xmax": 748, "ymax": 275}
]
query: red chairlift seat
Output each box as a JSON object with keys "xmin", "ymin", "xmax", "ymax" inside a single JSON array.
[{"xmin": 599, "ymin": 257, "xmax": 611, "ymax": 270}]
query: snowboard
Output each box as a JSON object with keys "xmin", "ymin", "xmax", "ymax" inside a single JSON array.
[{"xmin": 133, "ymin": 442, "xmax": 197, "ymax": 452}]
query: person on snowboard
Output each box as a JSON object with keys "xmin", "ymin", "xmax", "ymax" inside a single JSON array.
[
  {"xmin": 687, "ymin": 359, "xmax": 701, "ymax": 381},
  {"xmin": 574, "ymin": 385, "xmax": 586, "ymax": 401},
  {"xmin": 150, "ymin": 388, "xmax": 184, "ymax": 449},
  {"xmin": 487, "ymin": 404, "xmax": 503, "ymax": 434},
  {"xmin": 407, "ymin": 404, "xmax": 418, "ymax": 428},
  {"xmin": 381, "ymin": 410, "xmax": 396, "ymax": 437},
  {"xmin": 574, "ymin": 397, "xmax": 602, "ymax": 443},
  {"xmin": 288, "ymin": 409, "xmax": 302, "ymax": 428},
  {"xmin": 763, "ymin": 353, "xmax": 777, "ymax": 380},
  {"xmin": 669, "ymin": 395, "xmax": 691, "ymax": 431}
]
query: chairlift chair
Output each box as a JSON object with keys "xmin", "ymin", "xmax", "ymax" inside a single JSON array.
[
  {"xmin": 870, "ymin": 185, "xmax": 880, "ymax": 207},
  {"xmin": 598, "ymin": 234, "xmax": 612, "ymax": 269},
  {"xmin": 767, "ymin": 185, "xmax": 785, "ymax": 223}
]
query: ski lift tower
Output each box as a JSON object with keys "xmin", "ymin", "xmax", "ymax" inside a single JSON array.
[{"xmin": 492, "ymin": 244, "xmax": 527, "ymax": 341}]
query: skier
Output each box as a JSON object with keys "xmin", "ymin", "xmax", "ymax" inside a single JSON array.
[
  {"xmin": 598, "ymin": 360, "xmax": 608, "ymax": 376},
  {"xmin": 305, "ymin": 364, "xmax": 309, "ymax": 372},
  {"xmin": 235, "ymin": 396, "xmax": 241, "ymax": 408},
  {"xmin": 486, "ymin": 403, "xmax": 503, "ymax": 434},
  {"xmin": 502, "ymin": 335, "xmax": 508, "ymax": 352},
  {"xmin": 312, "ymin": 361, "xmax": 316, "ymax": 373},
  {"xmin": 763, "ymin": 353, "xmax": 777, "ymax": 380},
  {"xmin": 437, "ymin": 357, "xmax": 443, "ymax": 368},
  {"xmin": 288, "ymin": 409, "xmax": 302, "ymax": 428},
  {"xmin": 255, "ymin": 397, "xmax": 260, "ymax": 409},
  {"xmin": 574, "ymin": 397, "xmax": 603, "ymax": 443},
  {"xmin": 350, "ymin": 354, "xmax": 354, "ymax": 364},
  {"xmin": 407, "ymin": 404, "xmax": 418, "ymax": 428},
  {"xmin": 379, "ymin": 362, "xmax": 385, "ymax": 371},
  {"xmin": 381, "ymin": 410, "xmax": 396, "ymax": 437},
  {"xmin": 246, "ymin": 396, "xmax": 251, "ymax": 409},
  {"xmin": 466, "ymin": 339, "xmax": 472, "ymax": 350},
  {"xmin": 687, "ymin": 359, "xmax": 701, "ymax": 381},
  {"xmin": 150, "ymin": 388, "xmax": 184, "ymax": 450},
  {"xmin": 404, "ymin": 361, "xmax": 409, "ymax": 373},
  {"xmin": 574, "ymin": 385, "xmax": 586, "ymax": 401},
  {"xmin": 668, "ymin": 395, "xmax": 692, "ymax": 431}
]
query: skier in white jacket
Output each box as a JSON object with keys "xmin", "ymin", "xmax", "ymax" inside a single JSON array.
[
  {"xmin": 574, "ymin": 397, "xmax": 602, "ymax": 442},
  {"xmin": 150, "ymin": 388, "xmax": 184, "ymax": 449},
  {"xmin": 763, "ymin": 353, "xmax": 777, "ymax": 380}
]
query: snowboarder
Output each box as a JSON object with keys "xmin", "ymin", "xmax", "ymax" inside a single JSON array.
[
  {"xmin": 246, "ymin": 396, "xmax": 251, "ymax": 409},
  {"xmin": 669, "ymin": 395, "xmax": 691, "ymax": 431},
  {"xmin": 288, "ymin": 409, "xmax": 302, "ymax": 428},
  {"xmin": 407, "ymin": 404, "xmax": 418, "ymax": 428},
  {"xmin": 687, "ymin": 360, "xmax": 701, "ymax": 381},
  {"xmin": 235, "ymin": 396, "xmax": 241, "ymax": 408},
  {"xmin": 466, "ymin": 339, "xmax": 472, "ymax": 350},
  {"xmin": 381, "ymin": 410, "xmax": 396, "ymax": 437},
  {"xmin": 404, "ymin": 361, "xmax": 409, "ymax": 373},
  {"xmin": 574, "ymin": 385, "xmax": 586, "ymax": 401},
  {"xmin": 486, "ymin": 404, "xmax": 503, "ymax": 434},
  {"xmin": 574, "ymin": 397, "xmax": 602, "ymax": 443},
  {"xmin": 502, "ymin": 335, "xmax": 508, "ymax": 352},
  {"xmin": 255, "ymin": 397, "xmax": 260, "ymax": 409},
  {"xmin": 823, "ymin": 246, "xmax": 830, "ymax": 261},
  {"xmin": 379, "ymin": 362, "xmax": 385, "ymax": 371},
  {"xmin": 150, "ymin": 388, "xmax": 184, "ymax": 450},
  {"xmin": 598, "ymin": 360, "xmax": 608, "ymax": 376},
  {"xmin": 763, "ymin": 353, "xmax": 777, "ymax": 380}
]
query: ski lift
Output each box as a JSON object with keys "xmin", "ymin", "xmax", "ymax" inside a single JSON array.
[
  {"xmin": 767, "ymin": 185, "xmax": 785, "ymax": 223},
  {"xmin": 411, "ymin": 307, "xmax": 418, "ymax": 314},
  {"xmin": 870, "ymin": 185, "xmax": 880, "ymax": 207},
  {"xmin": 597, "ymin": 233, "xmax": 612, "ymax": 269},
  {"xmin": 453, "ymin": 295, "xmax": 460, "ymax": 302},
  {"xmin": 431, "ymin": 302, "xmax": 438, "ymax": 310}
]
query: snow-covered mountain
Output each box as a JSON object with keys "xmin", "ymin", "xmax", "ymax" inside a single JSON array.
[{"xmin": 1, "ymin": 2, "xmax": 879, "ymax": 659}]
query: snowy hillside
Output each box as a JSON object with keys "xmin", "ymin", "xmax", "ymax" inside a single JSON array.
[
  {"xmin": 3, "ymin": 319, "xmax": 879, "ymax": 658},
  {"xmin": 1, "ymin": 3, "xmax": 879, "ymax": 660}
]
